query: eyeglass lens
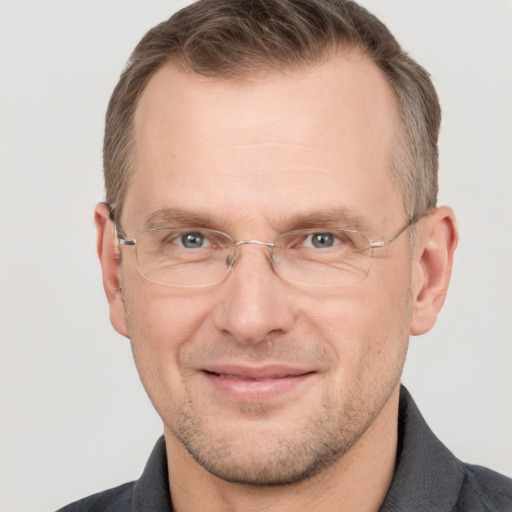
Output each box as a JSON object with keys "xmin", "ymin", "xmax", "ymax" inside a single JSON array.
[{"xmin": 133, "ymin": 227, "xmax": 373, "ymax": 287}]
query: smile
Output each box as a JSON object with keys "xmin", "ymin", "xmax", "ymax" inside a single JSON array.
[
  {"xmin": 200, "ymin": 365, "xmax": 316, "ymax": 402},
  {"xmin": 212, "ymin": 373, "xmax": 290, "ymax": 381}
]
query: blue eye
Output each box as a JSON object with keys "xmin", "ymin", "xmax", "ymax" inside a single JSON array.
[
  {"xmin": 180, "ymin": 232, "xmax": 206, "ymax": 249},
  {"xmin": 310, "ymin": 232, "xmax": 335, "ymax": 248}
]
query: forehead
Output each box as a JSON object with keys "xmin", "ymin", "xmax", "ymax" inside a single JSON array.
[{"xmin": 125, "ymin": 53, "xmax": 402, "ymax": 234}]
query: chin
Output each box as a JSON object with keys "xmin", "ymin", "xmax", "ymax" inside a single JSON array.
[{"xmin": 169, "ymin": 402, "xmax": 371, "ymax": 487}]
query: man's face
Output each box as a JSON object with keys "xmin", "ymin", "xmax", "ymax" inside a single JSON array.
[{"xmin": 117, "ymin": 53, "xmax": 414, "ymax": 485}]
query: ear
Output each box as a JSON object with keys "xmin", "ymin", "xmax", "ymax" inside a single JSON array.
[
  {"xmin": 94, "ymin": 203, "xmax": 128, "ymax": 338},
  {"xmin": 410, "ymin": 206, "xmax": 458, "ymax": 336}
]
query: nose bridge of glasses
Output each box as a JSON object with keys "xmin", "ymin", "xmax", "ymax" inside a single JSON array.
[
  {"xmin": 228, "ymin": 239, "xmax": 277, "ymax": 268},
  {"xmin": 233, "ymin": 240, "xmax": 276, "ymax": 249}
]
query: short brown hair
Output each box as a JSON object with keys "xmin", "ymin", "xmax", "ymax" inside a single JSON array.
[{"xmin": 104, "ymin": 0, "xmax": 440, "ymax": 223}]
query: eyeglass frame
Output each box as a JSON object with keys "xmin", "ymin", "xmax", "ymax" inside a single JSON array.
[{"xmin": 112, "ymin": 210, "xmax": 426, "ymax": 288}]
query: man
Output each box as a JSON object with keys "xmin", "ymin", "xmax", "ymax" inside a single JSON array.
[{"xmin": 58, "ymin": 0, "xmax": 512, "ymax": 510}]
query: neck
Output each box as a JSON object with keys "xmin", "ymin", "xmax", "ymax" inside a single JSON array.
[{"xmin": 165, "ymin": 385, "xmax": 400, "ymax": 512}]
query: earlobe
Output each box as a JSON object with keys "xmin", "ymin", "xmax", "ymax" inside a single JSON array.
[
  {"xmin": 410, "ymin": 206, "xmax": 458, "ymax": 336},
  {"xmin": 94, "ymin": 203, "xmax": 128, "ymax": 338}
]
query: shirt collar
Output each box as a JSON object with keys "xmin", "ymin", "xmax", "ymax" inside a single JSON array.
[{"xmin": 379, "ymin": 386, "xmax": 464, "ymax": 511}]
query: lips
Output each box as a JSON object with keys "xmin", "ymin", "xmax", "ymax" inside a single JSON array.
[
  {"xmin": 200, "ymin": 364, "xmax": 315, "ymax": 402},
  {"xmin": 204, "ymin": 364, "xmax": 311, "ymax": 378}
]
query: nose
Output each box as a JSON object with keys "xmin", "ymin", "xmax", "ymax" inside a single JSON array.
[{"xmin": 212, "ymin": 244, "xmax": 297, "ymax": 345}]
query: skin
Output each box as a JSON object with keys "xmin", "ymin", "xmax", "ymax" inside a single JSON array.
[{"xmin": 96, "ymin": 51, "xmax": 457, "ymax": 511}]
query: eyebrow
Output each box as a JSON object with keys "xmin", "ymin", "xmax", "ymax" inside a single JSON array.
[
  {"xmin": 275, "ymin": 209, "xmax": 373, "ymax": 234},
  {"xmin": 141, "ymin": 207, "xmax": 226, "ymax": 231},
  {"xmin": 140, "ymin": 206, "xmax": 373, "ymax": 235}
]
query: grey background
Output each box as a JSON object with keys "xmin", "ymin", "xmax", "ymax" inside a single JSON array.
[{"xmin": 1, "ymin": 1, "xmax": 511, "ymax": 511}]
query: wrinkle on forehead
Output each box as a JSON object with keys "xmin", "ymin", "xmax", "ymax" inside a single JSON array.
[
  {"xmin": 199, "ymin": 164, "xmax": 345, "ymax": 180},
  {"xmin": 157, "ymin": 138, "xmax": 364, "ymax": 182},
  {"xmin": 219, "ymin": 141, "xmax": 320, "ymax": 151}
]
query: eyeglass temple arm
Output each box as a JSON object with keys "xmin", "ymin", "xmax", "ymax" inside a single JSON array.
[
  {"xmin": 370, "ymin": 213, "xmax": 426, "ymax": 249},
  {"xmin": 112, "ymin": 219, "xmax": 136, "ymax": 247},
  {"xmin": 118, "ymin": 238, "xmax": 136, "ymax": 246}
]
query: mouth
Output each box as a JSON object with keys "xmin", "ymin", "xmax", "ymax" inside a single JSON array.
[{"xmin": 200, "ymin": 365, "xmax": 316, "ymax": 402}]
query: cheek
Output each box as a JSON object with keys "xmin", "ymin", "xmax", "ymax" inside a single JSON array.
[
  {"xmin": 301, "ymin": 273, "xmax": 412, "ymax": 380},
  {"xmin": 123, "ymin": 266, "xmax": 213, "ymax": 338},
  {"xmin": 122, "ymin": 278, "xmax": 215, "ymax": 376},
  {"xmin": 123, "ymin": 281, "xmax": 220, "ymax": 421}
]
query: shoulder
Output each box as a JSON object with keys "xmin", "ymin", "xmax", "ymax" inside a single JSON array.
[
  {"xmin": 55, "ymin": 481, "xmax": 135, "ymax": 512},
  {"xmin": 55, "ymin": 437, "xmax": 170, "ymax": 512},
  {"xmin": 383, "ymin": 387, "xmax": 512, "ymax": 512},
  {"xmin": 456, "ymin": 463, "xmax": 512, "ymax": 511}
]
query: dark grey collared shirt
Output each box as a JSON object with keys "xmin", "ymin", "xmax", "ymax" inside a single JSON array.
[{"xmin": 57, "ymin": 387, "xmax": 512, "ymax": 511}]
